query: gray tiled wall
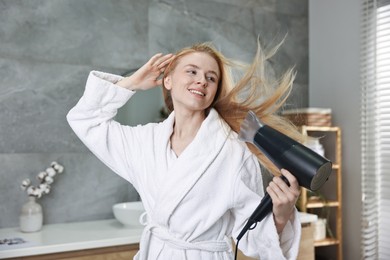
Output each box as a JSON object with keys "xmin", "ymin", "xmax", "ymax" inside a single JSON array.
[{"xmin": 0, "ymin": 0, "xmax": 308, "ymax": 228}]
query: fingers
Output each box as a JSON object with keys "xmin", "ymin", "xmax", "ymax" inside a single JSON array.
[
  {"xmin": 280, "ymin": 169, "xmax": 299, "ymax": 190},
  {"xmin": 267, "ymin": 169, "xmax": 300, "ymax": 202},
  {"xmin": 267, "ymin": 180, "xmax": 297, "ymax": 216},
  {"xmin": 157, "ymin": 53, "xmax": 175, "ymax": 70},
  {"xmin": 149, "ymin": 53, "xmax": 175, "ymax": 73},
  {"xmin": 148, "ymin": 53, "xmax": 164, "ymax": 66},
  {"xmin": 268, "ymin": 169, "xmax": 301, "ymax": 232},
  {"xmin": 267, "ymin": 180, "xmax": 289, "ymax": 202}
]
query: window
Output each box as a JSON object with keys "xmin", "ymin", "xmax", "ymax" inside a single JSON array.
[{"xmin": 361, "ymin": 0, "xmax": 390, "ymax": 258}]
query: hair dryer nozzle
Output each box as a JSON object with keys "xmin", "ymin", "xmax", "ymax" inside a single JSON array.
[{"xmin": 238, "ymin": 111, "xmax": 264, "ymax": 143}]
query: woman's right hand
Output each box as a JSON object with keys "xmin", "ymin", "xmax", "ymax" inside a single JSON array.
[{"xmin": 116, "ymin": 53, "xmax": 175, "ymax": 91}]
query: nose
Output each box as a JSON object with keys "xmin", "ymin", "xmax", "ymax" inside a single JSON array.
[{"xmin": 196, "ymin": 75, "xmax": 208, "ymax": 88}]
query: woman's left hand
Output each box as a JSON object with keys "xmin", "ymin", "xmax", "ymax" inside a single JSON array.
[{"xmin": 266, "ymin": 169, "xmax": 300, "ymax": 234}]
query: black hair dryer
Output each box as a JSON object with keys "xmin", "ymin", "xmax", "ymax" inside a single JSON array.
[{"xmin": 236, "ymin": 111, "xmax": 332, "ymax": 241}]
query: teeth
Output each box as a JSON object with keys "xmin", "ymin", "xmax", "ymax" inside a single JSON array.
[{"xmin": 189, "ymin": 89, "xmax": 205, "ymax": 96}]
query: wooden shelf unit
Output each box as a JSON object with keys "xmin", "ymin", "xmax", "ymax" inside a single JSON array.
[{"xmin": 298, "ymin": 126, "xmax": 342, "ymax": 260}]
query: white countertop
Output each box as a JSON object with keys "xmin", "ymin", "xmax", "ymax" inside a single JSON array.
[
  {"xmin": 0, "ymin": 219, "xmax": 143, "ymax": 259},
  {"xmin": 0, "ymin": 212, "xmax": 317, "ymax": 259}
]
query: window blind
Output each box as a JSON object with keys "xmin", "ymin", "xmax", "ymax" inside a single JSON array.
[{"xmin": 361, "ymin": 0, "xmax": 390, "ymax": 258}]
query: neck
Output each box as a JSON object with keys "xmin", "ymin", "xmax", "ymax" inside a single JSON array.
[
  {"xmin": 170, "ymin": 109, "xmax": 208, "ymax": 157},
  {"xmin": 173, "ymin": 110, "xmax": 206, "ymax": 139}
]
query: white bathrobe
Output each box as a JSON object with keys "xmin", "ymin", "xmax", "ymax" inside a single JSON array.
[{"xmin": 67, "ymin": 71, "xmax": 301, "ymax": 260}]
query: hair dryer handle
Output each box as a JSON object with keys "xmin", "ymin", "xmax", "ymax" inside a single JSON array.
[{"xmin": 236, "ymin": 176, "xmax": 290, "ymax": 241}]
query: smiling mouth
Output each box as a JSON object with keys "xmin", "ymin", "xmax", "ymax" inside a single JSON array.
[{"xmin": 189, "ymin": 89, "xmax": 206, "ymax": 96}]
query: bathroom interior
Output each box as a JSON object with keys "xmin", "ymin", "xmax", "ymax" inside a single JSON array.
[{"xmin": 0, "ymin": 0, "xmax": 361, "ymax": 259}]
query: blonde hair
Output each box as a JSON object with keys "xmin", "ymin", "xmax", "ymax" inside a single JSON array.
[{"xmin": 162, "ymin": 41, "xmax": 305, "ymax": 176}]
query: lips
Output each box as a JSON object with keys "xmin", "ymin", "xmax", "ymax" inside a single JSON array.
[{"xmin": 188, "ymin": 89, "xmax": 206, "ymax": 97}]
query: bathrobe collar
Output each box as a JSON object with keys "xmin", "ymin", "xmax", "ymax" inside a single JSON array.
[{"xmin": 153, "ymin": 108, "xmax": 232, "ymax": 227}]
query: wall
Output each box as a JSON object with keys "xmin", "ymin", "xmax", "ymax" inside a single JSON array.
[
  {"xmin": 0, "ymin": 0, "xmax": 148, "ymax": 227},
  {"xmin": 0, "ymin": 0, "xmax": 308, "ymax": 228},
  {"xmin": 309, "ymin": 0, "xmax": 361, "ymax": 259},
  {"xmin": 147, "ymin": 0, "xmax": 309, "ymax": 108}
]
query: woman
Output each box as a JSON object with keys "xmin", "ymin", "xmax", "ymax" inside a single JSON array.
[{"xmin": 67, "ymin": 42, "xmax": 302, "ymax": 260}]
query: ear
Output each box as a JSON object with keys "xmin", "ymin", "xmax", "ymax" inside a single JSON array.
[{"xmin": 164, "ymin": 75, "xmax": 172, "ymax": 90}]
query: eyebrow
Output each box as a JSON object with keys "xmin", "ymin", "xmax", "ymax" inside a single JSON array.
[{"xmin": 185, "ymin": 64, "xmax": 219, "ymax": 78}]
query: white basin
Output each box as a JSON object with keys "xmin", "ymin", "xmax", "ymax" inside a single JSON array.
[{"xmin": 113, "ymin": 201, "xmax": 145, "ymax": 227}]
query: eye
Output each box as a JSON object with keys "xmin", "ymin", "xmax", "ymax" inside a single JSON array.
[
  {"xmin": 187, "ymin": 70, "xmax": 197, "ymax": 75},
  {"xmin": 207, "ymin": 76, "xmax": 216, "ymax": 83}
]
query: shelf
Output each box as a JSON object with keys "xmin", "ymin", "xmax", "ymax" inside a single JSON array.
[
  {"xmin": 306, "ymin": 200, "xmax": 339, "ymax": 208},
  {"xmin": 314, "ymin": 238, "xmax": 340, "ymax": 247},
  {"xmin": 332, "ymin": 164, "xmax": 340, "ymax": 170},
  {"xmin": 298, "ymin": 125, "xmax": 342, "ymax": 260},
  {"xmin": 302, "ymin": 126, "xmax": 340, "ymax": 132}
]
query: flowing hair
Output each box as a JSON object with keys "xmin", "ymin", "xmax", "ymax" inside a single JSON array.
[{"xmin": 162, "ymin": 40, "xmax": 305, "ymax": 175}]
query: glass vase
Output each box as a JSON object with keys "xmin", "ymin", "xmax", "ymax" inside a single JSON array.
[{"xmin": 19, "ymin": 196, "xmax": 43, "ymax": 232}]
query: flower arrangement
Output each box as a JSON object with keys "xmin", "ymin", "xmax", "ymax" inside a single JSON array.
[{"xmin": 20, "ymin": 161, "xmax": 64, "ymax": 198}]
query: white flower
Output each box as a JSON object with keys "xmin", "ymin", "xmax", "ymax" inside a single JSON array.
[
  {"xmin": 51, "ymin": 162, "xmax": 64, "ymax": 173},
  {"xmin": 56, "ymin": 165, "xmax": 64, "ymax": 173},
  {"xmin": 37, "ymin": 171, "xmax": 47, "ymax": 181},
  {"xmin": 27, "ymin": 186, "xmax": 35, "ymax": 196},
  {"xmin": 34, "ymin": 189, "xmax": 42, "ymax": 198},
  {"xmin": 46, "ymin": 167, "xmax": 56, "ymax": 177},
  {"xmin": 21, "ymin": 162, "xmax": 64, "ymax": 199},
  {"xmin": 21, "ymin": 179, "xmax": 31, "ymax": 190},
  {"xmin": 44, "ymin": 176, "xmax": 54, "ymax": 184}
]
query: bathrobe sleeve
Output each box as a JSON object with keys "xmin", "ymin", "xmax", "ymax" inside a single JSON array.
[
  {"xmin": 231, "ymin": 155, "xmax": 301, "ymax": 260},
  {"xmin": 66, "ymin": 71, "xmax": 143, "ymax": 186}
]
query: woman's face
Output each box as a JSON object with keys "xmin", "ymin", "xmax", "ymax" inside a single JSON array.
[{"xmin": 163, "ymin": 52, "xmax": 220, "ymax": 114}]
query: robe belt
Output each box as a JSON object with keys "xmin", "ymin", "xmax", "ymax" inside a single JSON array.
[
  {"xmin": 137, "ymin": 213, "xmax": 231, "ymax": 259},
  {"xmin": 148, "ymin": 224, "xmax": 231, "ymax": 251}
]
